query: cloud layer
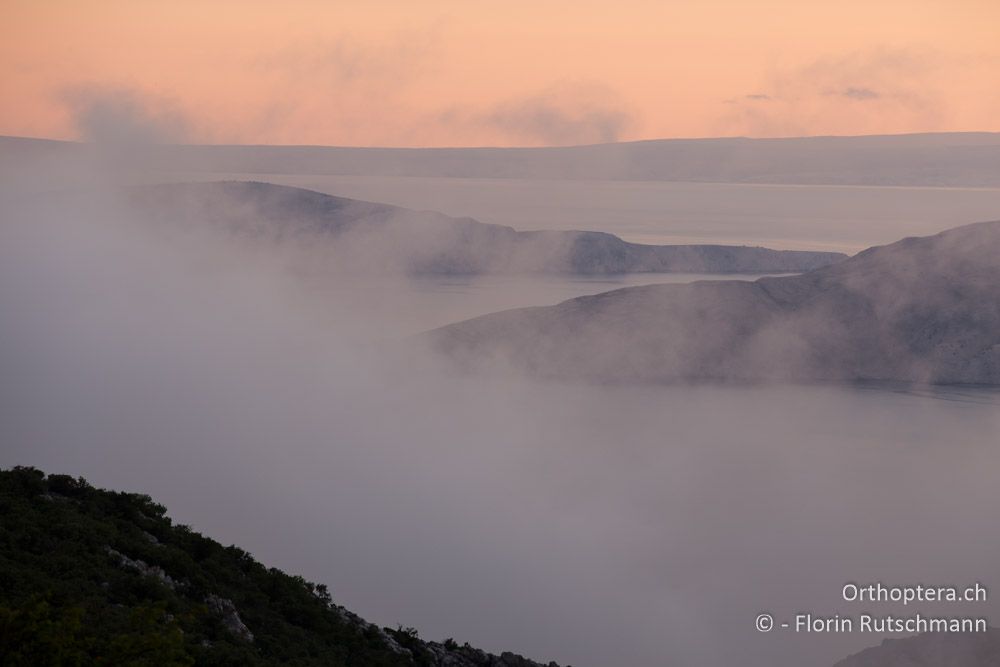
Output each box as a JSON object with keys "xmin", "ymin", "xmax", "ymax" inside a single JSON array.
[
  {"xmin": 60, "ymin": 85, "xmax": 195, "ymax": 144},
  {"xmin": 719, "ymin": 49, "xmax": 948, "ymax": 136}
]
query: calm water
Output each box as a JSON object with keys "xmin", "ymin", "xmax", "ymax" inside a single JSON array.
[{"xmin": 5, "ymin": 374, "xmax": 999, "ymax": 667}]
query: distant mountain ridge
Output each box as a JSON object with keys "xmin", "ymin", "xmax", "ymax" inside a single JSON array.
[
  {"xmin": 124, "ymin": 181, "xmax": 845, "ymax": 275},
  {"xmin": 4, "ymin": 132, "xmax": 1000, "ymax": 186},
  {"xmin": 427, "ymin": 220, "xmax": 1000, "ymax": 385}
]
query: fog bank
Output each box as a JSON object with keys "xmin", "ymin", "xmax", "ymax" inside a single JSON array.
[{"xmin": 2, "ymin": 171, "xmax": 999, "ymax": 667}]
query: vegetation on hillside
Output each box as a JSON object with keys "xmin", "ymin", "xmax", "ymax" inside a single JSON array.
[{"xmin": 0, "ymin": 467, "xmax": 561, "ymax": 667}]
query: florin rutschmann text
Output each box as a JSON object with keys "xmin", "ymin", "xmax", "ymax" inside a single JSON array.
[{"xmin": 755, "ymin": 582, "xmax": 990, "ymax": 635}]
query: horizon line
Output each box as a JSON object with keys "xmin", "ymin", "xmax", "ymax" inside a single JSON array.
[{"xmin": 4, "ymin": 130, "xmax": 1000, "ymax": 152}]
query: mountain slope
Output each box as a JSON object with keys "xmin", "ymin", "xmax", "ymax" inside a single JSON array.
[
  {"xmin": 427, "ymin": 220, "xmax": 1000, "ymax": 385},
  {"xmin": 0, "ymin": 467, "xmax": 563, "ymax": 667},
  {"xmin": 123, "ymin": 181, "xmax": 845, "ymax": 275},
  {"xmin": 831, "ymin": 629, "xmax": 1000, "ymax": 667}
]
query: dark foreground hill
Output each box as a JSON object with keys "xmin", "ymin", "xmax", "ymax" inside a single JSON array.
[
  {"xmin": 124, "ymin": 182, "xmax": 844, "ymax": 275},
  {"xmin": 832, "ymin": 629, "xmax": 1000, "ymax": 667},
  {"xmin": 0, "ymin": 468, "xmax": 562, "ymax": 667},
  {"xmin": 427, "ymin": 220, "xmax": 1000, "ymax": 385}
]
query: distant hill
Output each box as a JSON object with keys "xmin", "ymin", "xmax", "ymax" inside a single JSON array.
[
  {"xmin": 427, "ymin": 220, "xmax": 1000, "ymax": 385},
  {"xmin": 122, "ymin": 181, "xmax": 844, "ymax": 275},
  {"xmin": 831, "ymin": 630, "xmax": 1000, "ymax": 666},
  {"xmin": 0, "ymin": 467, "xmax": 563, "ymax": 667},
  {"xmin": 5, "ymin": 132, "xmax": 1000, "ymax": 186}
]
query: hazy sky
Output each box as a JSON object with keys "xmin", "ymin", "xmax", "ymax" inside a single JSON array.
[{"xmin": 2, "ymin": 0, "xmax": 999, "ymax": 146}]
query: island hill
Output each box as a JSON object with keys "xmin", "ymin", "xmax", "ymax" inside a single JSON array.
[
  {"xmin": 0, "ymin": 467, "xmax": 563, "ymax": 667},
  {"xmin": 122, "ymin": 181, "xmax": 845, "ymax": 276},
  {"xmin": 426, "ymin": 219, "xmax": 1000, "ymax": 386}
]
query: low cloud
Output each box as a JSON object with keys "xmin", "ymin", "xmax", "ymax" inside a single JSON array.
[
  {"xmin": 441, "ymin": 82, "xmax": 635, "ymax": 146},
  {"xmin": 255, "ymin": 30, "xmax": 436, "ymax": 88},
  {"xmin": 245, "ymin": 30, "xmax": 439, "ymax": 145},
  {"xmin": 837, "ymin": 86, "xmax": 881, "ymax": 101},
  {"xmin": 718, "ymin": 48, "xmax": 945, "ymax": 136},
  {"xmin": 60, "ymin": 85, "xmax": 194, "ymax": 144}
]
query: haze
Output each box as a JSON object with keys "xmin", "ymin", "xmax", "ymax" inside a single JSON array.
[
  {"xmin": 2, "ymin": 2, "xmax": 1000, "ymax": 665},
  {"xmin": 3, "ymin": 147, "xmax": 1000, "ymax": 666}
]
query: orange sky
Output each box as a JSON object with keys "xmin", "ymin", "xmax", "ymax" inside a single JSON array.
[{"xmin": 2, "ymin": 0, "xmax": 998, "ymax": 146}]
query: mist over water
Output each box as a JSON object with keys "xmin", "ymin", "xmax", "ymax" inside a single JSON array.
[
  {"xmin": 312, "ymin": 272, "xmax": 790, "ymax": 334},
  {"xmin": 2, "ymin": 162, "xmax": 999, "ymax": 667},
  {"xmin": 163, "ymin": 172, "xmax": 1000, "ymax": 253}
]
